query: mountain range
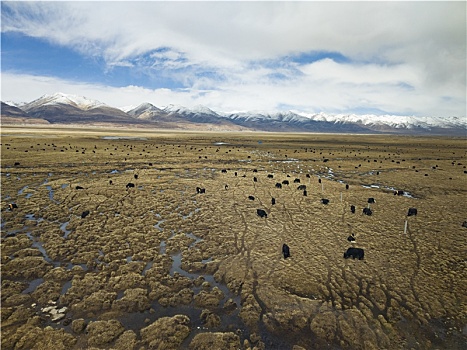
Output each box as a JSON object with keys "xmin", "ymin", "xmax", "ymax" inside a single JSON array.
[{"xmin": 2, "ymin": 93, "xmax": 466, "ymax": 135}]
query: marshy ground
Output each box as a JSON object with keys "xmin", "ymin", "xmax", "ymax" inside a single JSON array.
[{"xmin": 1, "ymin": 126, "xmax": 466, "ymax": 349}]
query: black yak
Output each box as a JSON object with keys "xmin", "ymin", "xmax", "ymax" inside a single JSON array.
[{"xmin": 344, "ymin": 247, "xmax": 364, "ymax": 260}]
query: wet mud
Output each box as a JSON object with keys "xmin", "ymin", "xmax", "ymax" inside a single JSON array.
[{"xmin": 1, "ymin": 128, "xmax": 466, "ymax": 349}]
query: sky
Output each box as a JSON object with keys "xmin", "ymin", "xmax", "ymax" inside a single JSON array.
[{"xmin": 1, "ymin": 1, "xmax": 466, "ymax": 117}]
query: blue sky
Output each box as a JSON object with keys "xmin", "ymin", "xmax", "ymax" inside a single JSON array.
[{"xmin": 1, "ymin": 1, "xmax": 466, "ymax": 117}]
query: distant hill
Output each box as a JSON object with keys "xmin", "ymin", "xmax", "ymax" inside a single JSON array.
[
  {"xmin": 1, "ymin": 101, "xmax": 50, "ymax": 124},
  {"xmin": 2, "ymin": 92, "xmax": 466, "ymax": 135}
]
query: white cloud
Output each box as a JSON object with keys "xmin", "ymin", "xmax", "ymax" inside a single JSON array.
[
  {"xmin": 1, "ymin": 1, "xmax": 465, "ymax": 117},
  {"xmin": 3, "ymin": 69, "xmax": 463, "ymax": 118}
]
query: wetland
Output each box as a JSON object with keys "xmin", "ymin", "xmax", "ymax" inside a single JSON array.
[{"xmin": 1, "ymin": 126, "xmax": 466, "ymax": 349}]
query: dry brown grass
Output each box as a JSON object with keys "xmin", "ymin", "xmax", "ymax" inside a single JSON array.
[{"xmin": 1, "ymin": 126, "xmax": 466, "ymax": 349}]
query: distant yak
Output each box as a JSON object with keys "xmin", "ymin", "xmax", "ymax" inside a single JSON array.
[
  {"xmin": 126, "ymin": 182, "xmax": 135, "ymax": 189},
  {"xmin": 282, "ymin": 244, "xmax": 290, "ymax": 259},
  {"xmin": 8, "ymin": 203, "xmax": 18, "ymax": 210},
  {"xmin": 321, "ymin": 198, "xmax": 330, "ymax": 205},
  {"xmin": 350, "ymin": 205, "xmax": 356, "ymax": 214},
  {"xmin": 363, "ymin": 207, "xmax": 372, "ymax": 216},
  {"xmin": 407, "ymin": 208, "xmax": 418, "ymax": 216},
  {"xmin": 257, "ymin": 209, "xmax": 267, "ymax": 218},
  {"xmin": 344, "ymin": 247, "xmax": 364, "ymax": 260}
]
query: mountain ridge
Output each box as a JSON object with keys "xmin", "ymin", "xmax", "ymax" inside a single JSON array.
[{"xmin": 2, "ymin": 92, "xmax": 465, "ymax": 135}]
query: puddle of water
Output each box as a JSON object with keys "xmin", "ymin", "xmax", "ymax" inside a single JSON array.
[
  {"xmin": 101, "ymin": 136, "xmax": 148, "ymax": 140},
  {"xmin": 61, "ymin": 280, "xmax": 72, "ymax": 295},
  {"xmin": 159, "ymin": 240, "xmax": 166, "ymax": 254},
  {"xmin": 18, "ymin": 185, "xmax": 29, "ymax": 195},
  {"xmin": 22, "ymin": 278, "xmax": 44, "ymax": 294},
  {"xmin": 25, "ymin": 231, "xmax": 56, "ymax": 266},
  {"xmin": 46, "ymin": 185, "xmax": 58, "ymax": 203},
  {"xmin": 154, "ymin": 220, "xmax": 165, "ymax": 232},
  {"xmin": 186, "ymin": 232, "xmax": 203, "ymax": 248},
  {"xmin": 60, "ymin": 222, "xmax": 71, "ymax": 238},
  {"xmin": 142, "ymin": 261, "xmax": 154, "ymax": 276},
  {"xmin": 182, "ymin": 208, "xmax": 201, "ymax": 220}
]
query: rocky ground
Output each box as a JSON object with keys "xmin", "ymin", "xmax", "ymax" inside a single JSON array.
[{"xmin": 1, "ymin": 126, "xmax": 466, "ymax": 349}]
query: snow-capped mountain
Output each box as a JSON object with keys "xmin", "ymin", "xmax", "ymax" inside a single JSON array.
[
  {"xmin": 18, "ymin": 93, "xmax": 134, "ymax": 124},
  {"xmin": 126, "ymin": 103, "xmax": 166, "ymax": 120},
  {"xmin": 294, "ymin": 112, "xmax": 465, "ymax": 130},
  {"xmin": 2, "ymin": 93, "xmax": 466, "ymax": 135},
  {"xmin": 23, "ymin": 92, "xmax": 106, "ymax": 111}
]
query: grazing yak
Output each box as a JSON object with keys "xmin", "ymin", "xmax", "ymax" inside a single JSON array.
[
  {"xmin": 75, "ymin": 185, "xmax": 84, "ymax": 190},
  {"xmin": 8, "ymin": 203, "xmax": 18, "ymax": 210},
  {"xmin": 126, "ymin": 182, "xmax": 135, "ymax": 189},
  {"xmin": 321, "ymin": 198, "xmax": 330, "ymax": 205},
  {"xmin": 196, "ymin": 187, "xmax": 206, "ymax": 194},
  {"xmin": 248, "ymin": 195, "xmax": 255, "ymax": 201},
  {"xmin": 347, "ymin": 234, "xmax": 356, "ymax": 242},
  {"xmin": 297, "ymin": 185, "xmax": 306, "ymax": 191},
  {"xmin": 344, "ymin": 247, "xmax": 364, "ymax": 260},
  {"xmin": 368, "ymin": 198, "xmax": 376, "ymax": 204},
  {"xmin": 267, "ymin": 174, "xmax": 274, "ymax": 179},
  {"xmin": 282, "ymin": 180, "xmax": 290, "ymax": 185},
  {"xmin": 271, "ymin": 197, "xmax": 276, "ymax": 205},
  {"xmin": 282, "ymin": 244, "xmax": 290, "ymax": 259},
  {"xmin": 257, "ymin": 209, "xmax": 267, "ymax": 218},
  {"xmin": 294, "ymin": 178, "xmax": 300, "ymax": 183},
  {"xmin": 363, "ymin": 207, "xmax": 372, "ymax": 216},
  {"xmin": 81, "ymin": 210, "xmax": 90, "ymax": 219},
  {"xmin": 350, "ymin": 205, "xmax": 356, "ymax": 214},
  {"xmin": 303, "ymin": 190, "xmax": 307, "ymax": 196},
  {"xmin": 407, "ymin": 208, "xmax": 418, "ymax": 216},
  {"xmin": 275, "ymin": 183, "xmax": 282, "ymax": 189}
]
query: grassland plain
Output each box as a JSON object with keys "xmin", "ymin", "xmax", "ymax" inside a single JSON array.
[{"xmin": 1, "ymin": 125, "xmax": 466, "ymax": 350}]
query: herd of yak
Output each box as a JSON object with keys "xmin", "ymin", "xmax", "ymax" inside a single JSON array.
[{"xmin": 6, "ymin": 166, "xmax": 423, "ymax": 263}]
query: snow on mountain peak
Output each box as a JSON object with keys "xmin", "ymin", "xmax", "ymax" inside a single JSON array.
[{"xmin": 29, "ymin": 92, "xmax": 107, "ymax": 110}]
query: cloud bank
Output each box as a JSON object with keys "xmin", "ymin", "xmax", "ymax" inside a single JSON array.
[{"xmin": 1, "ymin": 1, "xmax": 465, "ymax": 117}]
